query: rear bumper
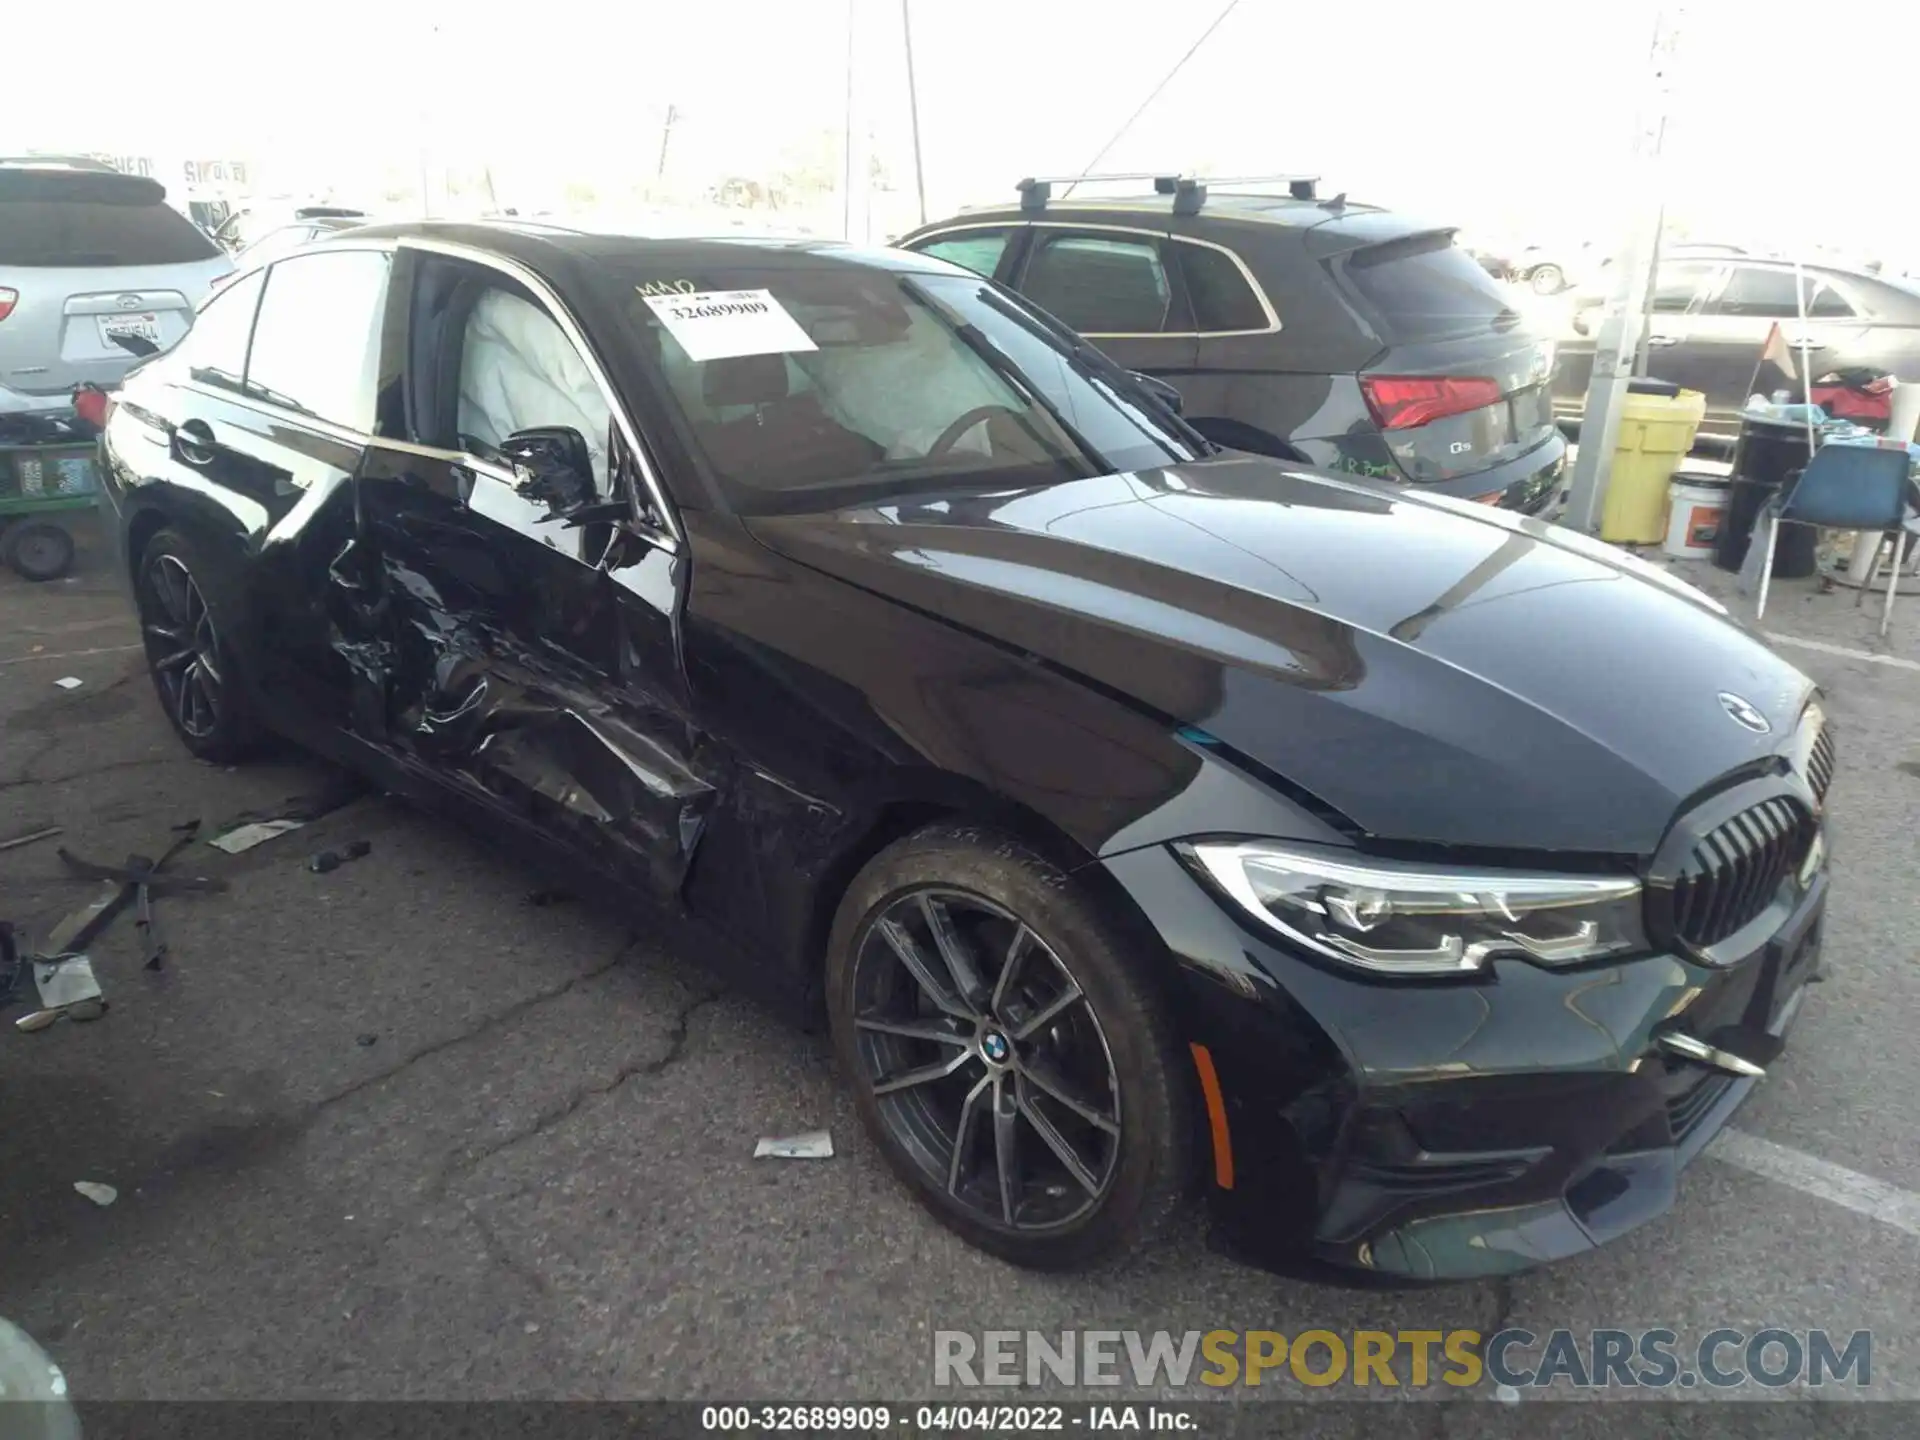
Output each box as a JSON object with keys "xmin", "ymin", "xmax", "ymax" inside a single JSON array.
[
  {"xmin": 1103, "ymin": 843, "xmax": 1827, "ymax": 1284},
  {"xmin": 1416, "ymin": 432, "xmax": 1567, "ymax": 515}
]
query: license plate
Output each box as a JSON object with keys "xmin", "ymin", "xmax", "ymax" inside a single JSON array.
[{"xmin": 97, "ymin": 313, "xmax": 161, "ymax": 349}]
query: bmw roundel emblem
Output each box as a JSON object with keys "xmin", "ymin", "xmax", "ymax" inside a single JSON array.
[
  {"xmin": 982, "ymin": 1032, "xmax": 1011, "ymax": 1063},
  {"xmin": 1718, "ymin": 692, "xmax": 1772, "ymax": 735}
]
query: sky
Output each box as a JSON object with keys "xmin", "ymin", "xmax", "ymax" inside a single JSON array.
[{"xmin": 10, "ymin": 0, "xmax": 1920, "ymax": 262}]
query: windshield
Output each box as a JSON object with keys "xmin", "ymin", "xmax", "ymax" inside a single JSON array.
[{"xmin": 614, "ymin": 263, "xmax": 1204, "ymax": 514}]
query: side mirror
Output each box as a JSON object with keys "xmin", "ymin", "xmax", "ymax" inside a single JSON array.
[
  {"xmin": 500, "ymin": 426, "xmax": 603, "ymax": 523},
  {"xmin": 1130, "ymin": 371, "xmax": 1184, "ymax": 416}
]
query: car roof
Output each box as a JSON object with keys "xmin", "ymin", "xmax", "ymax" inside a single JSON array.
[
  {"xmin": 909, "ymin": 191, "xmax": 1441, "ymax": 252},
  {"xmin": 0, "ymin": 165, "xmax": 168, "ymax": 204},
  {"xmin": 326, "ymin": 219, "xmax": 955, "ymax": 275}
]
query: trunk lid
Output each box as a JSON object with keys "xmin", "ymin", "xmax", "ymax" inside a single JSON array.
[
  {"xmin": 0, "ymin": 167, "xmax": 231, "ymax": 399},
  {"xmin": 1319, "ymin": 225, "xmax": 1557, "ymax": 484}
]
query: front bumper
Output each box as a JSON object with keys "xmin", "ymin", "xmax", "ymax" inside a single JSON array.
[{"xmin": 1103, "ymin": 844, "xmax": 1827, "ymax": 1283}]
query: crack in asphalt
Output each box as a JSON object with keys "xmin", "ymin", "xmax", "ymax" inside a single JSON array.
[
  {"xmin": 463, "ymin": 1197, "xmax": 553, "ymax": 1302},
  {"xmin": 448, "ymin": 984, "xmax": 729, "ymax": 1179},
  {"xmin": 313, "ymin": 933, "xmax": 642, "ymax": 1114},
  {"xmin": 0, "ymin": 753, "xmax": 190, "ymax": 793}
]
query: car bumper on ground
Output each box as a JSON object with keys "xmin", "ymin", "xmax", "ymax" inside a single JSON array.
[{"xmin": 1102, "ymin": 842, "xmax": 1827, "ymax": 1284}]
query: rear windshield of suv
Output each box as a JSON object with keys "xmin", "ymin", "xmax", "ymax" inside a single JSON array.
[
  {"xmin": 1340, "ymin": 232, "xmax": 1519, "ymax": 342},
  {"xmin": 0, "ymin": 181, "xmax": 220, "ymax": 267}
]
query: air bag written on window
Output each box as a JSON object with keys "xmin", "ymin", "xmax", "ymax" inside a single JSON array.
[{"xmin": 641, "ymin": 287, "xmax": 819, "ymax": 363}]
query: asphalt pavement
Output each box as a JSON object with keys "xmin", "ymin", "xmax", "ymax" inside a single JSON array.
[{"xmin": 2, "ymin": 512, "xmax": 1917, "ymax": 1412}]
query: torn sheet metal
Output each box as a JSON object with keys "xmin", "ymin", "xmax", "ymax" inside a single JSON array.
[
  {"xmin": 754, "ymin": 1130, "xmax": 834, "ymax": 1159},
  {"xmin": 34, "ymin": 955, "xmax": 101, "ymax": 1010}
]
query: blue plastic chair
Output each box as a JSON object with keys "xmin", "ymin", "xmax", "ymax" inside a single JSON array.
[{"xmin": 1754, "ymin": 442, "xmax": 1920, "ymax": 635}]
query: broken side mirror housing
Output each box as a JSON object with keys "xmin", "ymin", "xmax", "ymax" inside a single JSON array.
[{"xmin": 499, "ymin": 426, "xmax": 618, "ymax": 525}]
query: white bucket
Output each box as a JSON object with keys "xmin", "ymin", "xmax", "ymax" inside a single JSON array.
[{"xmin": 1663, "ymin": 474, "xmax": 1731, "ymax": 558}]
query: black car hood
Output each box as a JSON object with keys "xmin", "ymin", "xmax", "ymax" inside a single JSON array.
[{"xmin": 744, "ymin": 455, "xmax": 1815, "ymax": 857}]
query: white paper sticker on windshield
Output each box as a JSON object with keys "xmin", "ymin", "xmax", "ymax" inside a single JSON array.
[{"xmin": 642, "ymin": 288, "xmax": 818, "ymax": 363}]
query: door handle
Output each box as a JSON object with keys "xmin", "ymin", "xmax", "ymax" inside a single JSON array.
[
  {"xmin": 1784, "ymin": 339, "xmax": 1829, "ymax": 351},
  {"xmin": 1645, "ymin": 335, "xmax": 1681, "ymax": 347},
  {"xmin": 173, "ymin": 419, "xmax": 217, "ymax": 467}
]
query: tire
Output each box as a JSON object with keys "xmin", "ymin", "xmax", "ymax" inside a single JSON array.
[
  {"xmin": 134, "ymin": 527, "xmax": 262, "ymax": 762},
  {"xmin": 1529, "ymin": 264, "xmax": 1566, "ymax": 296},
  {"xmin": 2, "ymin": 521, "xmax": 75, "ymax": 582},
  {"xmin": 827, "ymin": 822, "xmax": 1195, "ymax": 1270}
]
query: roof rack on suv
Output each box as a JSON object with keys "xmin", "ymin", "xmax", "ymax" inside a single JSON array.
[
  {"xmin": 294, "ymin": 206, "xmax": 369, "ymax": 221},
  {"xmin": 1015, "ymin": 172, "xmax": 1320, "ymax": 217}
]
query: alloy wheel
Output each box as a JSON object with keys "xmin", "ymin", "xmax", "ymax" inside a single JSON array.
[
  {"xmin": 848, "ymin": 887, "xmax": 1122, "ymax": 1231},
  {"xmin": 141, "ymin": 554, "xmax": 224, "ymax": 739}
]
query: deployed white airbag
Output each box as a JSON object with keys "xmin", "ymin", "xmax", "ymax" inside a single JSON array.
[{"xmin": 458, "ymin": 288, "xmax": 612, "ymax": 488}]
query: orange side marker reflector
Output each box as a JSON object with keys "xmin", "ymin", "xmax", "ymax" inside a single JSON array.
[{"xmin": 1189, "ymin": 1042, "xmax": 1235, "ymax": 1190}]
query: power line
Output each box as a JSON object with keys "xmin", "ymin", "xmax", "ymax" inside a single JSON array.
[{"xmin": 1063, "ymin": 0, "xmax": 1242, "ymax": 195}]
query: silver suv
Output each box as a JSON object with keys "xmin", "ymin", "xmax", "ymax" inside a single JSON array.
[{"xmin": 1, "ymin": 162, "xmax": 232, "ymax": 414}]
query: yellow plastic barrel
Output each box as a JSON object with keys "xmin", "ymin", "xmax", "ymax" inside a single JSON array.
[{"xmin": 1600, "ymin": 387, "xmax": 1708, "ymax": 544}]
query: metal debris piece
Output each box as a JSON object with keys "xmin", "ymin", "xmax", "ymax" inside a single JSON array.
[
  {"xmin": 135, "ymin": 882, "xmax": 166, "ymax": 971},
  {"xmin": 753, "ymin": 1130, "xmax": 834, "ymax": 1160},
  {"xmin": 45, "ymin": 881, "xmax": 130, "ymax": 956},
  {"xmin": 34, "ymin": 955, "xmax": 101, "ymax": 1011},
  {"xmin": 207, "ymin": 819, "xmax": 306, "ymax": 854},
  {"xmin": 72, "ymin": 1182, "xmax": 117, "ymax": 1207},
  {"xmin": 309, "ymin": 840, "xmax": 373, "ymax": 874},
  {"xmin": 16, "ymin": 999, "xmax": 107, "ymax": 1032},
  {"xmin": 53, "ymin": 677, "xmax": 82, "ymax": 690},
  {"xmin": 0, "ymin": 826, "xmax": 61, "ymax": 854}
]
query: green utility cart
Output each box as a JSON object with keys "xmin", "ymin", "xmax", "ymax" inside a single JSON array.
[{"xmin": 0, "ymin": 439, "xmax": 97, "ymax": 581}]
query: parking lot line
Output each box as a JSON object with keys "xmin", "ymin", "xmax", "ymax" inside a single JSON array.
[
  {"xmin": 1711, "ymin": 1128, "xmax": 1920, "ymax": 1241},
  {"xmin": 0, "ymin": 643, "xmax": 142, "ymax": 668},
  {"xmin": 1762, "ymin": 632, "xmax": 1920, "ymax": 673}
]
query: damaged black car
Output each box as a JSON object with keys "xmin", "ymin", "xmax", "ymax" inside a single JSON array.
[{"xmin": 97, "ymin": 222, "xmax": 1833, "ymax": 1282}]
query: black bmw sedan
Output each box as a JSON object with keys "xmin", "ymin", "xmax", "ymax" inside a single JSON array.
[{"xmin": 96, "ymin": 221, "xmax": 1833, "ymax": 1283}]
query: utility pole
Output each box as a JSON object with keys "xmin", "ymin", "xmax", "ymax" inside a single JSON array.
[
  {"xmin": 1563, "ymin": 2, "xmax": 1685, "ymax": 536},
  {"xmin": 842, "ymin": 0, "xmax": 871, "ymax": 243},
  {"xmin": 656, "ymin": 104, "xmax": 679, "ymax": 181},
  {"xmin": 901, "ymin": 0, "xmax": 927, "ymax": 226}
]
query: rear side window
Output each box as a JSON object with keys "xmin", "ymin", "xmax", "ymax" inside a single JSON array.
[
  {"xmin": 1340, "ymin": 233, "xmax": 1518, "ymax": 342},
  {"xmin": 0, "ymin": 195, "xmax": 221, "ymax": 267},
  {"xmin": 181, "ymin": 269, "xmax": 266, "ymax": 392},
  {"xmin": 1175, "ymin": 241, "xmax": 1268, "ymax": 331},
  {"xmin": 246, "ymin": 250, "xmax": 391, "ymax": 430},
  {"xmin": 1022, "ymin": 233, "xmax": 1173, "ymax": 334},
  {"xmin": 916, "ymin": 230, "xmax": 1011, "ymax": 278}
]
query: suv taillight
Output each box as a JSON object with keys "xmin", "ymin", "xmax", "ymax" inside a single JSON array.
[
  {"xmin": 1361, "ymin": 375, "xmax": 1501, "ymax": 430},
  {"xmin": 0, "ymin": 287, "xmax": 17, "ymax": 322}
]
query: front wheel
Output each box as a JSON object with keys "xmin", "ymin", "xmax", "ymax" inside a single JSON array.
[
  {"xmin": 135, "ymin": 528, "xmax": 261, "ymax": 762},
  {"xmin": 1529, "ymin": 264, "xmax": 1566, "ymax": 296},
  {"xmin": 827, "ymin": 824, "xmax": 1195, "ymax": 1270}
]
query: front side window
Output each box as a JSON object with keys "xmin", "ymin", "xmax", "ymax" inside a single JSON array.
[
  {"xmin": 611, "ymin": 263, "xmax": 1204, "ymax": 514},
  {"xmin": 1651, "ymin": 263, "xmax": 1719, "ymax": 313},
  {"xmin": 1021, "ymin": 233, "xmax": 1173, "ymax": 334},
  {"xmin": 246, "ymin": 250, "xmax": 391, "ymax": 430},
  {"xmin": 915, "ymin": 230, "xmax": 1012, "ymax": 279},
  {"xmin": 179, "ymin": 268, "xmax": 266, "ymax": 392},
  {"xmin": 1714, "ymin": 267, "xmax": 1804, "ymax": 317}
]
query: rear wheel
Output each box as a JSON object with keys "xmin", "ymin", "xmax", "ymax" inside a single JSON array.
[
  {"xmin": 827, "ymin": 823, "xmax": 1194, "ymax": 1270},
  {"xmin": 1, "ymin": 521, "xmax": 75, "ymax": 582},
  {"xmin": 135, "ymin": 529, "xmax": 260, "ymax": 761},
  {"xmin": 1529, "ymin": 264, "xmax": 1566, "ymax": 296}
]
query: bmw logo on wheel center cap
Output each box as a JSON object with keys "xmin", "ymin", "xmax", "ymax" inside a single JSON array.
[{"xmin": 981, "ymin": 1032, "xmax": 1011, "ymax": 1064}]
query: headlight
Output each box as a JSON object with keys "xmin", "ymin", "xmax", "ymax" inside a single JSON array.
[{"xmin": 1179, "ymin": 841, "xmax": 1645, "ymax": 977}]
